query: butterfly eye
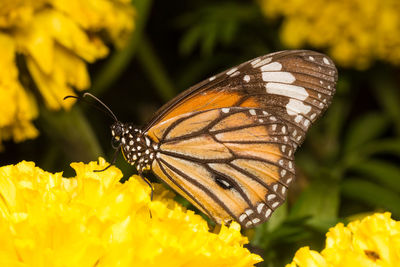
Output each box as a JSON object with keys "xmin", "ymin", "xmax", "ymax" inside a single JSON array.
[{"xmin": 111, "ymin": 136, "xmax": 121, "ymax": 149}]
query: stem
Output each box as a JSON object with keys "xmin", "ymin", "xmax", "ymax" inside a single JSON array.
[{"xmin": 137, "ymin": 36, "xmax": 177, "ymax": 101}]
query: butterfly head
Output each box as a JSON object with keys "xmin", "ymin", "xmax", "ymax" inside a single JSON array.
[{"xmin": 110, "ymin": 122, "xmax": 156, "ymax": 172}]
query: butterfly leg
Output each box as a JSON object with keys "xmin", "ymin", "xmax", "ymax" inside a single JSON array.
[
  {"xmin": 138, "ymin": 171, "xmax": 154, "ymax": 219},
  {"xmin": 94, "ymin": 145, "xmax": 121, "ymax": 172},
  {"xmin": 138, "ymin": 170, "xmax": 154, "ymax": 201}
]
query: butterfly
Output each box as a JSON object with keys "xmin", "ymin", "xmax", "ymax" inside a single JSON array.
[{"xmin": 79, "ymin": 50, "xmax": 337, "ymax": 229}]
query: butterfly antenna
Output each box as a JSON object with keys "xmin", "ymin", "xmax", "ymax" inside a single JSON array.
[
  {"xmin": 63, "ymin": 93, "xmax": 119, "ymax": 122},
  {"xmin": 82, "ymin": 93, "xmax": 118, "ymax": 122}
]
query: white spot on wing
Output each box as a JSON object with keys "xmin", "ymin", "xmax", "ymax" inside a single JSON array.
[
  {"xmin": 239, "ymin": 214, "xmax": 247, "ymax": 222},
  {"xmin": 243, "ymin": 75, "xmax": 250, "ymax": 83},
  {"xmin": 257, "ymin": 203, "xmax": 265, "ymax": 213},
  {"xmin": 265, "ymin": 209, "xmax": 272, "ymax": 218},
  {"xmin": 231, "ymin": 71, "xmax": 240, "ymax": 77},
  {"xmin": 252, "ymin": 57, "xmax": 272, "ymax": 68},
  {"xmin": 251, "ymin": 58, "xmax": 261, "ymax": 66},
  {"xmin": 249, "ymin": 109, "xmax": 256, "ymax": 115},
  {"xmin": 209, "ymin": 76, "xmax": 216, "ymax": 81},
  {"xmin": 323, "ymin": 57, "xmax": 330, "ymax": 65},
  {"xmin": 262, "ymin": 72, "xmax": 295, "ymax": 83},
  {"xmin": 226, "ymin": 68, "xmax": 238, "ymax": 75},
  {"xmin": 245, "ymin": 209, "xmax": 254, "ymax": 216},
  {"xmin": 222, "ymin": 108, "xmax": 230, "ymax": 113},
  {"xmin": 267, "ymin": 194, "xmax": 276, "ymax": 201},
  {"xmin": 286, "ymin": 99, "xmax": 312, "ymax": 116},
  {"xmin": 310, "ymin": 113, "xmax": 317, "ymax": 120},
  {"xmin": 261, "ymin": 62, "xmax": 282, "ymax": 72},
  {"xmin": 272, "ymin": 202, "xmax": 280, "ymax": 208},
  {"xmin": 266, "ymin": 83, "xmax": 309, "ymax": 100}
]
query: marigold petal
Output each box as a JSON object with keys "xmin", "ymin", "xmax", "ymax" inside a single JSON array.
[
  {"xmin": 259, "ymin": 0, "xmax": 400, "ymax": 68},
  {"xmin": 0, "ymin": 158, "xmax": 262, "ymax": 266},
  {"xmin": 0, "ymin": 33, "xmax": 38, "ymax": 147},
  {"xmin": 289, "ymin": 213, "xmax": 400, "ymax": 266}
]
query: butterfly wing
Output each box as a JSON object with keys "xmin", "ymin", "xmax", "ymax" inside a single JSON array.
[
  {"xmin": 142, "ymin": 50, "xmax": 337, "ymax": 228},
  {"xmin": 145, "ymin": 50, "xmax": 337, "ymax": 150},
  {"xmin": 149, "ymin": 107, "xmax": 295, "ymax": 228}
]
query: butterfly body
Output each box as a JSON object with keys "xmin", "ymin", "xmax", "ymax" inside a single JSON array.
[
  {"xmin": 110, "ymin": 50, "xmax": 338, "ymax": 228},
  {"xmin": 111, "ymin": 122, "xmax": 156, "ymax": 172}
]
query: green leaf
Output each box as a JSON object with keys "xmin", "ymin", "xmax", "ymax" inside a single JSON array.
[
  {"xmin": 372, "ymin": 73, "xmax": 400, "ymax": 135},
  {"xmin": 251, "ymin": 216, "xmax": 311, "ymax": 248},
  {"xmin": 344, "ymin": 112, "xmax": 390, "ymax": 153},
  {"xmin": 341, "ymin": 178, "xmax": 400, "ymax": 217},
  {"xmin": 358, "ymin": 139, "xmax": 400, "ymax": 157},
  {"xmin": 349, "ymin": 160, "xmax": 400, "ymax": 194},
  {"xmin": 267, "ymin": 202, "xmax": 288, "ymax": 231},
  {"xmin": 177, "ymin": 3, "xmax": 257, "ymax": 56},
  {"xmin": 289, "ymin": 179, "xmax": 340, "ymax": 222}
]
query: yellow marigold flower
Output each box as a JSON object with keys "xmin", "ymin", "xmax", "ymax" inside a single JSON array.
[
  {"xmin": 259, "ymin": 0, "xmax": 400, "ymax": 69},
  {"xmin": 0, "ymin": 158, "xmax": 262, "ymax": 266},
  {"xmin": 0, "ymin": 0, "xmax": 134, "ymax": 147},
  {"xmin": 0, "ymin": 33, "xmax": 38, "ymax": 145},
  {"xmin": 287, "ymin": 212, "xmax": 400, "ymax": 267}
]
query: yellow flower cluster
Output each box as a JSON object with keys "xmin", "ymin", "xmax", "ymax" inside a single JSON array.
[
  {"xmin": 0, "ymin": 0, "xmax": 134, "ymax": 148},
  {"xmin": 0, "ymin": 158, "xmax": 262, "ymax": 266},
  {"xmin": 287, "ymin": 212, "xmax": 400, "ymax": 267},
  {"xmin": 259, "ymin": 0, "xmax": 400, "ymax": 69}
]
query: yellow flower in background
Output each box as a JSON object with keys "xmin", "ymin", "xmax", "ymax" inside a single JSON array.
[
  {"xmin": 259, "ymin": 0, "xmax": 400, "ymax": 69},
  {"xmin": 0, "ymin": 0, "xmax": 134, "ymax": 148},
  {"xmin": 287, "ymin": 213, "xmax": 400, "ymax": 267},
  {"xmin": 0, "ymin": 158, "xmax": 262, "ymax": 266}
]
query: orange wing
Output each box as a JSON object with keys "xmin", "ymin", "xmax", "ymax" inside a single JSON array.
[
  {"xmin": 128, "ymin": 50, "xmax": 338, "ymax": 228},
  {"xmin": 148, "ymin": 107, "xmax": 295, "ymax": 228},
  {"xmin": 144, "ymin": 50, "xmax": 337, "ymax": 150}
]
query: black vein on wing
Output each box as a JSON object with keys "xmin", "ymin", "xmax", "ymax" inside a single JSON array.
[
  {"xmin": 227, "ymin": 162, "xmax": 286, "ymax": 204},
  {"xmin": 158, "ymin": 157, "xmax": 240, "ymax": 223},
  {"xmin": 158, "ymin": 148, "xmax": 294, "ymax": 174},
  {"xmin": 203, "ymin": 164, "xmax": 255, "ymax": 211},
  {"xmin": 156, "ymin": 159, "xmax": 214, "ymax": 220}
]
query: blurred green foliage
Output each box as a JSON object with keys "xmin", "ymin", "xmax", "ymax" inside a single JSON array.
[{"xmin": 2, "ymin": 0, "xmax": 399, "ymax": 266}]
